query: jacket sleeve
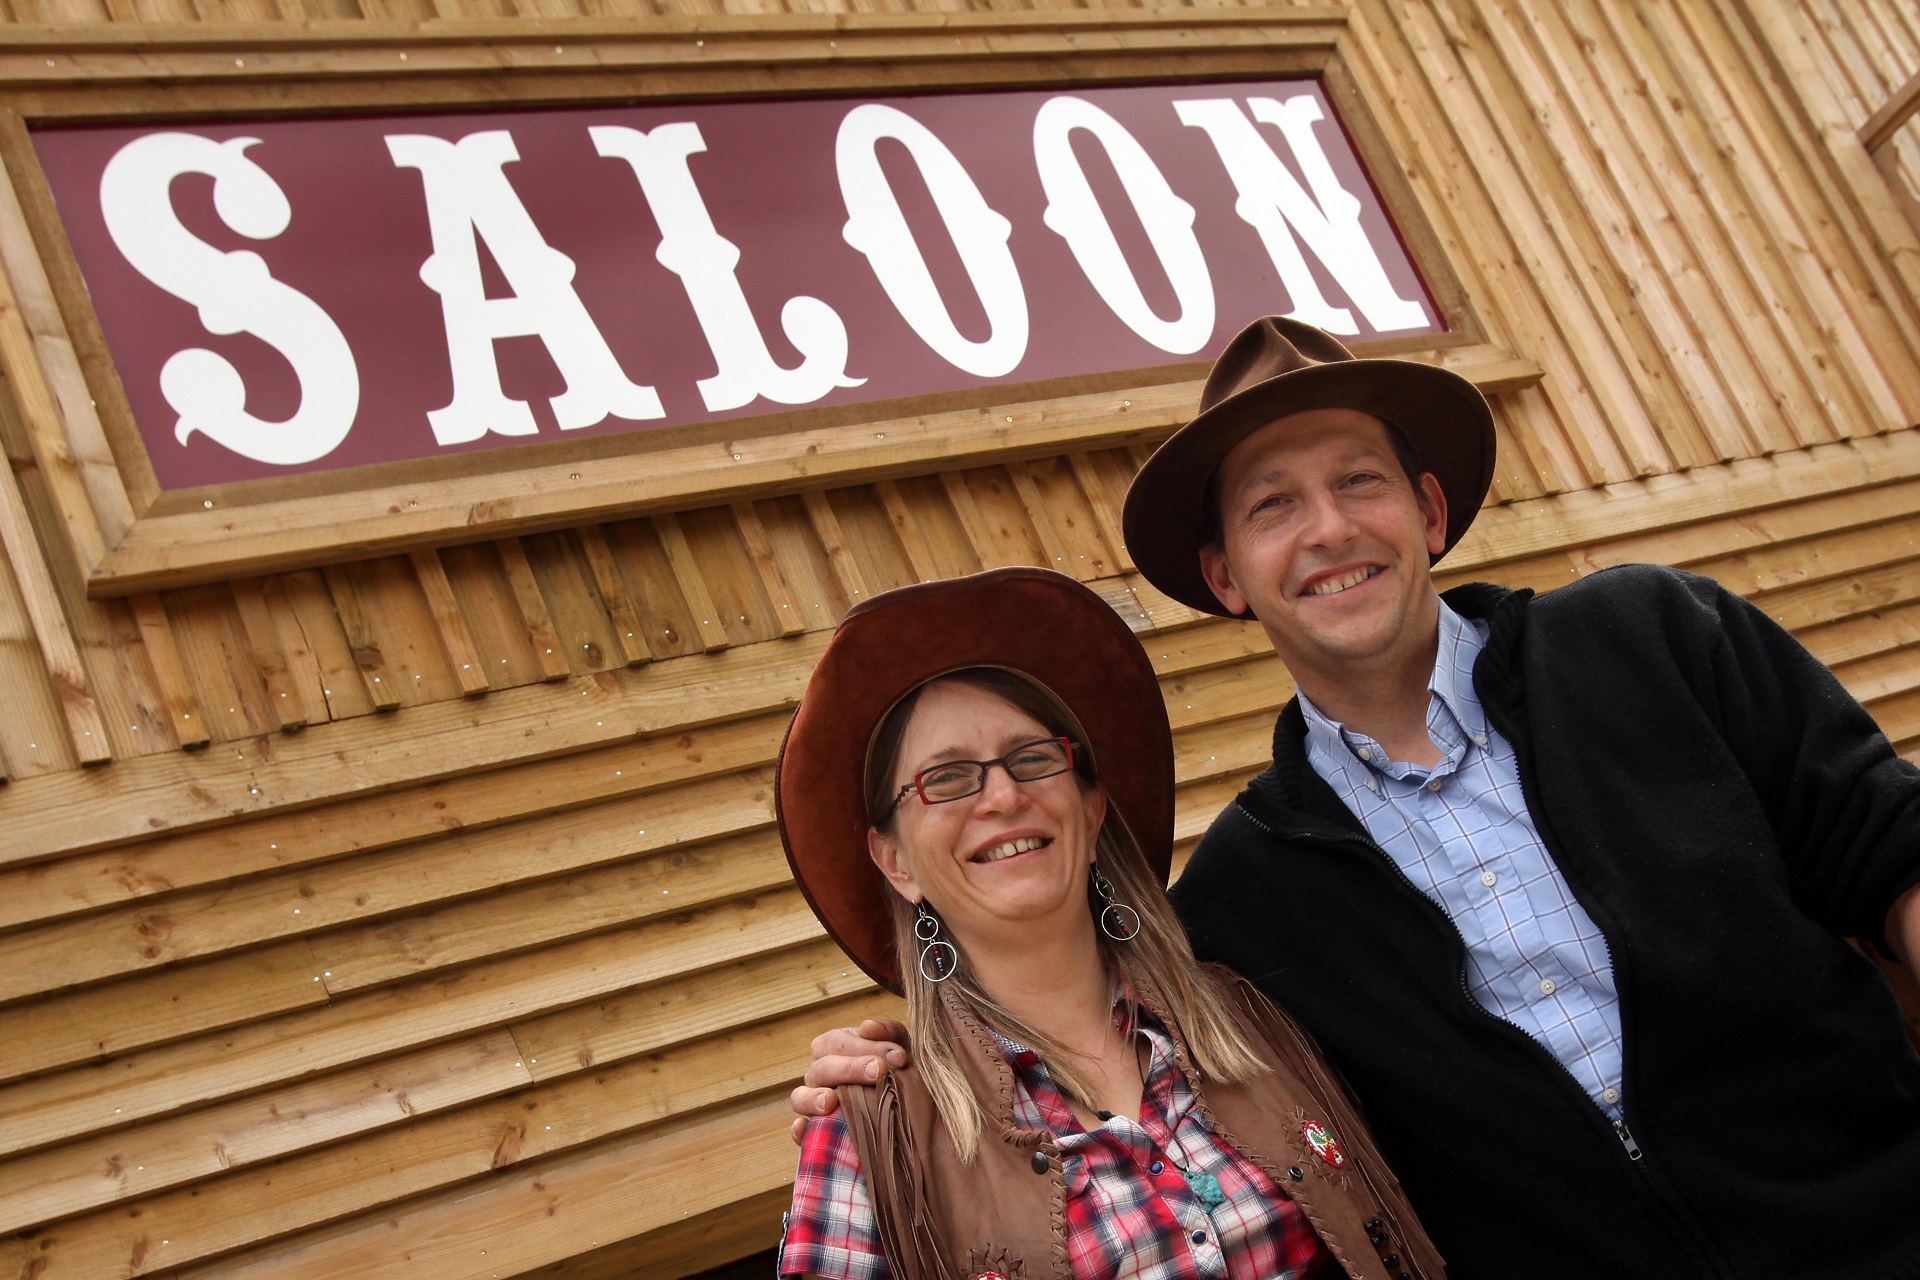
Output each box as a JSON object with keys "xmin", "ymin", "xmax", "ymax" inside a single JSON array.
[{"xmin": 1687, "ymin": 572, "xmax": 1920, "ymax": 948}]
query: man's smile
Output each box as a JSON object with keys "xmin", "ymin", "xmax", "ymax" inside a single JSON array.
[{"xmin": 1299, "ymin": 564, "xmax": 1385, "ymax": 598}]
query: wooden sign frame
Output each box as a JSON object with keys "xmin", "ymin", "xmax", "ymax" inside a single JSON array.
[{"xmin": 0, "ymin": 5, "xmax": 1535, "ymax": 595}]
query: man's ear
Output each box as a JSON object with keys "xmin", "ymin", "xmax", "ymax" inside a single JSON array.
[
  {"xmin": 868, "ymin": 827, "xmax": 921, "ymax": 904},
  {"xmin": 1198, "ymin": 542, "xmax": 1251, "ymax": 616},
  {"xmin": 1416, "ymin": 472, "xmax": 1449, "ymax": 558}
]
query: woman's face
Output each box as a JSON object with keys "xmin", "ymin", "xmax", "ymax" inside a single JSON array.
[{"xmin": 868, "ymin": 680, "xmax": 1107, "ymax": 950}]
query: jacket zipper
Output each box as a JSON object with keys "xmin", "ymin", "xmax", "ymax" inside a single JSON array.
[{"xmin": 1235, "ymin": 803, "xmax": 1644, "ymax": 1161}]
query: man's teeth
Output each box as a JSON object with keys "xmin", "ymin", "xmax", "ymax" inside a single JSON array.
[
  {"xmin": 1306, "ymin": 566, "xmax": 1382, "ymax": 596},
  {"xmin": 977, "ymin": 836, "xmax": 1046, "ymax": 863}
]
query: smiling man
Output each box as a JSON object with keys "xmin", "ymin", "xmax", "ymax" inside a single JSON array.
[{"xmin": 796, "ymin": 317, "xmax": 1920, "ymax": 1279}]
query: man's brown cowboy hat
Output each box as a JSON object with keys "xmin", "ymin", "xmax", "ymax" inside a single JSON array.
[
  {"xmin": 1123, "ymin": 316, "xmax": 1497, "ymax": 618},
  {"xmin": 775, "ymin": 567, "xmax": 1174, "ymax": 995}
]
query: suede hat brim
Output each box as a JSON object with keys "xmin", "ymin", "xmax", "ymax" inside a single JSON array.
[
  {"xmin": 1123, "ymin": 317, "xmax": 1497, "ymax": 618},
  {"xmin": 774, "ymin": 567, "xmax": 1174, "ymax": 996}
]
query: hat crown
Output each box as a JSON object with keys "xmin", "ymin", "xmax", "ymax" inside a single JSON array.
[{"xmin": 1199, "ymin": 316, "xmax": 1358, "ymax": 415}]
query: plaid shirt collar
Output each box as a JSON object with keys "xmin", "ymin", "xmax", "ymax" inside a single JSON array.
[{"xmin": 1298, "ymin": 600, "xmax": 1490, "ymax": 780}]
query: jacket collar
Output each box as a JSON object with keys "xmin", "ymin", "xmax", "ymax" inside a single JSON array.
[{"xmin": 1248, "ymin": 582, "xmax": 1533, "ymax": 832}]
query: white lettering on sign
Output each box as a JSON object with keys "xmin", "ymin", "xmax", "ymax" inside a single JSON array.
[
  {"xmin": 590, "ymin": 123, "xmax": 864, "ymax": 413},
  {"xmin": 98, "ymin": 133, "xmax": 360, "ymax": 466},
  {"xmin": 385, "ymin": 130, "xmax": 665, "ymax": 444},
  {"xmin": 836, "ymin": 104, "xmax": 1029, "ymax": 378},
  {"xmin": 1034, "ymin": 96, "xmax": 1215, "ymax": 355},
  {"xmin": 1174, "ymin": 95, "xmax": 1428, "ymax": 335}
]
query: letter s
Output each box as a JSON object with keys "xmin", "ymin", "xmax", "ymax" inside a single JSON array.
[{"xmin": 99, "ymin": 133, "xmax": 359, "ymax": 466}]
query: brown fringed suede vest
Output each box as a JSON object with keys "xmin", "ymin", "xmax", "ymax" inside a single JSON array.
[{"xmin": 838, "ymin": 968, "xmax": 1445, "ymax": 1280}]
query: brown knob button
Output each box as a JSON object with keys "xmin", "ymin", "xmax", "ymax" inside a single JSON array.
[{"xmin": 1030, "ymin": 1151, "xmax": 1049, "ymax": 1174}]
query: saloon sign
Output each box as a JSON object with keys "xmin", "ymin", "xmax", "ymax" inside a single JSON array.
[{"xmin": 34, "ymin": 79, "xmax": 1441, "ymax": 490}]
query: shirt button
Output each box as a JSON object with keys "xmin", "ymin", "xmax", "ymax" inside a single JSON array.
[
  {"xmin": 1473, "ymin": 733, "xmax": 1489, "ymax": 747},
  {"xmin": 1357, "ymin": 747, "xmax": 1373, "ymax": 762},
  {"xmin": 1480, "ymin": 870, "xmax": 1497, "ymax": 887},
  {"xmin": 1539, "ymin": 978, "xmax": 1558, "ymax": 996},
  {"xmin": 1149, "ymin": 1160, "xmax": 1165, "ymax": 1175},
  {"xmin": 1603, "ymin": 1088, "xmax": 1621, "ymax": 1105},
  {"xmin": 1364, "ymin": 778, "xmax": 1379, "ymax": 793},
  {"xmin": 1192, "ymin": 1231, "xmax": 1208, "ymax": 1246},
  {"xmin": 1425, "ymin": 777, "xmax": 1443, "ymax": 792}
]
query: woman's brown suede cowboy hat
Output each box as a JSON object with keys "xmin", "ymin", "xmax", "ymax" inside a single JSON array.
[
  {"xmin": 775, "ymin": 567, "xmax": 1174, "ymax": 995},
  {"xmin": 1123, "ymin": 316, "xmax": 1497, "ymax": 618}
]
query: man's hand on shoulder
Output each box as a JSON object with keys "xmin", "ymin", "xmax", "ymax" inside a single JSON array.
[{"xmin": 789, "ymin": 1018, "xmax": 910, "ymax": 1144}]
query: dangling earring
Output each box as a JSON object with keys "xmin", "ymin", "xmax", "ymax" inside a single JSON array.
[
  {"xmin": 915, "ymin": 900, "xmax": 958, "ymax": 983},
  {"xmin": 1092, "ymin": 867, "xmax": 1141, "ymax": 942}
]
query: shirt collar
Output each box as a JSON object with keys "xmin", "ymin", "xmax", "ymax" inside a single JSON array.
[{"xmin": 1297, "ymin": 600, "xmax": 1491, "ymax": 770}]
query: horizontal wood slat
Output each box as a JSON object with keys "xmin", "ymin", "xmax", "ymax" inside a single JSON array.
[{"xmin": 0, "ymin": 5, "xmax": 1918, "ymax": 1280}]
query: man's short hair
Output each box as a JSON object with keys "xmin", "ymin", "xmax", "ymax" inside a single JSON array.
[{"xmin": 1199, "ymin": 416, "xmax": 1426, "ymax": 551}]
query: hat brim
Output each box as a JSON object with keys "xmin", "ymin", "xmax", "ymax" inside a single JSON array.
[
  {"xmin": 1123, "ymin": 359, "xmax": 1497, "ymax": 618},
  {"xmin": 775, "ymin": 568, "xmax": 1174, "ymax": 996}
]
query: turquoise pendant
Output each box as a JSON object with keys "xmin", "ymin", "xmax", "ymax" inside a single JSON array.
[{"xmin": 1182, "ymin": 1167, "xmax": 1227, "ymax": 1209}]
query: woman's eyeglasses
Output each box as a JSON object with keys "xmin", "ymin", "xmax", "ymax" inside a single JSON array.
[{"xmin": 890, "ymin": 737, "xmax": 1076, "ymax": 810}]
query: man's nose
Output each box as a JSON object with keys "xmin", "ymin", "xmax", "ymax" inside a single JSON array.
[{"xmin": 1297, "ymin": 487, "xmax": 1357, "ymax": 547}]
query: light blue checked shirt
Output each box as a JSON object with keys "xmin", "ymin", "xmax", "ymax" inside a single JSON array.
[{"xmin": 1297, "ymin": 602, "xmax": 1625, "ymax": 1118}]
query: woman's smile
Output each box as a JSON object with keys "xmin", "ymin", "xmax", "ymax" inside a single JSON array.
[{"xmin": 969, "ymin": 832, "xmax": 1054, "ymax": 865}]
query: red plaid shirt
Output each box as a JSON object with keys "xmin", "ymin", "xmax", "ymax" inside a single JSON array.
[{"xmin": 781, "ymin": 1007, "xmax": 1331, "ymax": 1280}]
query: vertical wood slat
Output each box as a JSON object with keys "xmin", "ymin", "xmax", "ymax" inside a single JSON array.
[
  {"xmin": 939, "ymin": 471, "xmax": 999, "ymax": 569},
  {"xmin": 801, "ymin": 489, "xmax": 870, "ymax": 607},
  {"xmin": 575, "ymin": 525, "xmax": 654, "ymax": 666},
  {"xmin": 653, "ymin": 514, "xmax": 731, "ymax": 652},
  {"xmin": 408, "ymin": 549, "xmax": 491, "ymax": 697},
  {"xmin": 230, "ymin": 579, "xmax": 308, "ymax": 733},
  {"xmin": 1338, "ymin": 2, "xmax": 1583, "ymax": 496},
  {"xmin": 1007, "ymin": 461, "xmax": 1082, "ymax": 579},
  {"xmin": 1376, "ymin": 0, "xmax": 1659, "ymax": 485},
  {"xmin": 1600, "ymin": 1, "xmax": 1866, "ymax": 447},
  {"xmin": 875, "ymin": 481, "xmax": 940, "ymax": 584},
  {"xmin": 262, "ymin": 575, "xmax": 338, "ymax": 725},
  {"xmin": 1067, "ymin": 453, "xmax": 1136, "ymax": 574},
  {"xmin": 0, "ymin": 144, "xmax": 122, "ymax": 572},
  {"xmin": 319, "ymin": 563, "xmax": 402, "ymax": 711},
  {"xmin": 0, "ymin": 455, "xmax": 108, "ymax": 764},
  {"xmin": 1465, "ymin": 0, "xmax": 1736, "ymax": 469},
  {"xmin": 127, "ymin": 592, "xmax": 208, "ymax": 750},
  {"xmin": 1556, "ymin": 0, "xmax": 1802, "ymax": 454},
  {"xmin": 496, "ymin": 538, "xmax": 571, "ymax": 682},
  {"xmin": 730, "ymin": 502, "xmax": 806, "ymax": 638},
  {"xmin": 1691, "ymin": 0, "xmax": 1920, "ymax": 429}
]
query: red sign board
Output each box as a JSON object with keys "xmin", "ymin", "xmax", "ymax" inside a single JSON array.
[{"xmin": 33, "ymin": 79, "xmax": 1441, "ymax": 491}]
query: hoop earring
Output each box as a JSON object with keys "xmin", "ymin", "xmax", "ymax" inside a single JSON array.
[
  {"xmin": 915, "ymin": 900, "xmax": 959, "ymax": 984},
  {"xmin": 1091, "ymin": 867, "xmax": 1141, "ymax": 942}
]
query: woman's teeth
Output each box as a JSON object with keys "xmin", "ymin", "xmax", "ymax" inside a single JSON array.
[
  {"xmin": 976, "ymin": 836, "xmax": 1047, "ymax": 863},
  {"xmin": 1306, "ymin": 565, "xmax": 1382, "ymax": 596}
]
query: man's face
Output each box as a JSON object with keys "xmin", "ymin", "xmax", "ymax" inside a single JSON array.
[{"xmin": 1197, "ymin": 409, "xmax": 1448, "ymax": 678}]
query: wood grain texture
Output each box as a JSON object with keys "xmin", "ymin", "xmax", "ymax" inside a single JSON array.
[{"xmin": 0, "ymin": 5, "xmax": 1917, "ymax": 1280}]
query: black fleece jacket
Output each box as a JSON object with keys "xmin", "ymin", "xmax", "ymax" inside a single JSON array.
[{"xmin": 1170, "ymin": 565, "xmax": 1920, "ymax": 1280}]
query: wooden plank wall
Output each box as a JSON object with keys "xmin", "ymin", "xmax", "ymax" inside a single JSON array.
[{"xmin": 0, "ymin": 1, "xmax": 1918, "ymax": 1278}]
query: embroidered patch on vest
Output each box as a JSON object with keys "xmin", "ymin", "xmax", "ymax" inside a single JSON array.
[{"xmin": 1301, "ymin": 1120, "xmax": 1347, "ymax": 1168}]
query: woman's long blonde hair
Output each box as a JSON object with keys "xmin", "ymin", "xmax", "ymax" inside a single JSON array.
[{"xmin": 865, "ymin": 668, "xmax": 1270, "ymax": 1162}]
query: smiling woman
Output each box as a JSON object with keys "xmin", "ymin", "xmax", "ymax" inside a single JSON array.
[{"xmin": 772, "ymin": 566, "xmax": 1444, "ymax": 1280}]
